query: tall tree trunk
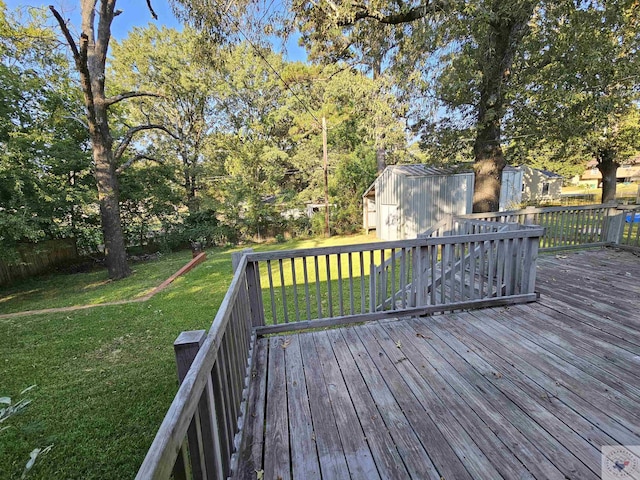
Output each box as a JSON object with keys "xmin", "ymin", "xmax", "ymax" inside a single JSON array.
[
  {"xmin": 473, "ymin": 116, "xmax": 506, "ymax": 212},
  {"xmin": 52, "ymin": 1, "xmax": 131, "ymax": 279},
  {"xmin": 372, "ymin": 56, "xmax": 387, "ymax": 174},
  {"xmin": 472, "ymin": 2, "xmax": 536, "ymax": 213},
  {"xmin": 93, "ymin": 130, "xmax": 130, "ymax": 279},
  {"xmin": 597, "ymin": 148, "xmax": 619, "ymax": 203}
]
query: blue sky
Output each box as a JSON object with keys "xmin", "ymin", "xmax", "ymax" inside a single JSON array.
[{"xmin": 5, "ymin": 0, "xmax": 307, "ymax": 61}]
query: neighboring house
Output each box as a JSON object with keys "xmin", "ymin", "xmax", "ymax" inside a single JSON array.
[
  {"xmin": 577, "ymin": 157, "xmax": 640, "ymax": 188},
  {"xmin": 520, "ymin": 165, "xmax": 563, "ymax": 202},
  {"xmin": 362, "ymin": 164, "xmax": 523, "ymax": 240}
]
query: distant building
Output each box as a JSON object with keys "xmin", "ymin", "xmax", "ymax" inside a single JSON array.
[
  {"xmin": 362, "ymin": 164, "xmax": 523, "ymax": 240},
  {"xmin": 577, "ymin": 157, "xmax": 640, "ymax": 188},
  {"xmin": 520, "ymin": 165, "xmax": 563, "ymax": 202}
]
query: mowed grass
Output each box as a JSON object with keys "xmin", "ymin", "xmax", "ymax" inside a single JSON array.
[
  {"xmin": 0, "ymin": 251, "xmax": 194, "ymax": 315},
  {"xmin": 0, "ymin": 233, "xmax": 377, "ymax": 480}
]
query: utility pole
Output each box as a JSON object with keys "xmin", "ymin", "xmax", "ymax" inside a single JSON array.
[{"xmin": 322, "ymin": 116, "xmax": 330, "ymax": 237}]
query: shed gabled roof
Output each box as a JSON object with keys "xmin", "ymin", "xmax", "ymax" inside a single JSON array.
[
  {"xmin": 362, "ymin": 164, "xmax": 471, "ymax": 198},
  {"xmin": 389, "ymin": 164, "xmax": 467, "ymax": 176}
]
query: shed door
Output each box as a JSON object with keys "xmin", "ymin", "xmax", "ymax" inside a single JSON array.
[{"xmin": 380, "ymin": 204, "xmax": 401, "ymax": 240}]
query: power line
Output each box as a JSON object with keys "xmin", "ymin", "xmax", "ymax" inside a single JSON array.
[{"xmin": 221, "ymin": 10, "xmax": 321, "ymax": 125}]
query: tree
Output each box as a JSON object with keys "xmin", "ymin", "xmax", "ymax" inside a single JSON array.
[
  {"xmin": 0, "ymin": 3, "xmax": 95, "ymax": 258},
  {"xmin": 508, "ymin": 0, "xmax": 640, "ymax": 202},
  {"xmin": 50, "ymin": 1, "xmax": 165, "ymax": 279},
  {"xmin": 174, "ymin": 0, "xmax": 540, "ymax": 212},
  {"xmin": 110, "ymin": 25, "xmax": 217, "ymax": 213}
]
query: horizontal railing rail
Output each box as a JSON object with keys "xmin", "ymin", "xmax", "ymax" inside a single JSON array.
[
  {"xmin": 617, "ymin": 205, "xmax": 640, "ymax": 248},
  {"xmin": 244, "ymin": 228, "xmax": 544, "ymax": 335},
  {"xmin": 459, "ymin": 203, "xmax": 624, "ymax": 251},
  {"xmin": 136, "ymin": 255, "xmax": 254, "ymax": 480}
]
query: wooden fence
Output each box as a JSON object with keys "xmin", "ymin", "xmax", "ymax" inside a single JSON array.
[{"xmin": 0, "ymin": 238, "xmax": 78, "ymax": 287}]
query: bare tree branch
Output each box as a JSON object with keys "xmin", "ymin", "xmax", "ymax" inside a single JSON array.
[
  {"xmin": 49, "ymin": 6, "xmax": 80, "ymax": 60},
  {"xmin": 104, "ymin": 91, "xmax": 164, "ymax": 107},
  {"xmin": 337, "ymin": 0, "xmax": 453, "ymax": 26},
  {"xmin": 146, "ymin": 0, "xmax": 158, "ymax": 20},
  {"xmin": 114, "ymin": 124, "xmax": 178, "ymax": 161},
  {"xmin": 116, "ymin": 154, "xmax": 163, "ymax": 174}
]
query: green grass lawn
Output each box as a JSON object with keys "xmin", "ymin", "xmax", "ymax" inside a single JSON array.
[
  {"xmin": 0, "ymin": 233, "xmax": 377, "ymax": 480},
  {"xmin": 0, "ymin": 251, "xmax": 194, "ymax": 315}
]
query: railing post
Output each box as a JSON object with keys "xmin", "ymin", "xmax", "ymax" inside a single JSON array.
[
  {"xmin": 174, "ymin": 330, "xmax": 223, "ymax": 480},
  {"xmin": 244, "ymin": 258, "xmax": 266, "ymax": 330},
  {"xmin": 604, "ymin": 206, "xmax": 625, "ymax": 245}
]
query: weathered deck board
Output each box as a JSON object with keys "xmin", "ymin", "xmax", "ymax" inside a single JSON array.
[{"xmin": 234, "ymin": 248, "xmax": 640, "ymax": 480}]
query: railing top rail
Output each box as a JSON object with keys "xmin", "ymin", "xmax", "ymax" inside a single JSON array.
[
  {"xmin": 461, "ymin": 203, "xmax": 617, "ymax": 218},
  {"xmin": 135, "ymin": 255, "xmax": 248, "ymax": 479},
  {"xmin": 246, "ymin": 228, "xmax": 545, "ymax": 262}
]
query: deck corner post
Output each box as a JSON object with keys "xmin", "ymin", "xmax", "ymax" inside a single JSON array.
[
  {"xmin": 604, "ymin": 206, "xmax": 624, "ymax": 245},
  {"xmin": 244, "ymin": 256, "xmax": 265, "ymax": 329},
  {"xmin": 174, "ymin": 330, "xmax": 218, "ymax": 480}
]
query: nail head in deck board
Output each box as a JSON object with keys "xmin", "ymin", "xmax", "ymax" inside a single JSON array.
[
  {"xmin": 298, "ymin": 333, "xmax": 350, "ymax": 480},
  {"xmin": 233, "ymin": 338, "xmax": 268, "ymax": 480},
  {"xmin": 354, "ymin": 325, "xmax": 474, "ymax": 480},
  {"xmin": 339, "ymin": 327, "xmax": 441, "ymax": 480},
  {"xmin": 324, "ymin": 329, "xmax": 410, "ymax": 479},
  {"xmin": 311, "ymin": 331, "xmax": 381, "ymax": 480},
  {"xmin": 283, "ymin": 335, "xmax": 321, "ymax": 480},
  {"xmin": 263, "ymin": 337, "xmax": 291, "ymax": 480},
  {"xmin": 391, "ymin": 320, "xmax": 573, "ymax": 480},
  {"xmin": 364, "ymin": 323, "xmax": 507, "ymax": 480}
]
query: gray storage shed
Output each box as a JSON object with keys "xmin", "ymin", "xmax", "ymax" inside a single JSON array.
[{"xmin": 363, "ymin": 164, "xmax": 524, "ymax": 240}]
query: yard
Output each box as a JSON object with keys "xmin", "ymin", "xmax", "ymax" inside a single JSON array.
[{"xmin": 0, "ymin": 234, "xmax": 376, "ymax": 480}]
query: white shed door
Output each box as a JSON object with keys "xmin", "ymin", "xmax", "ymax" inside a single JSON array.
[{"xmin": 381, "ymin": 204, "xmax": 401, "ymax": 240}]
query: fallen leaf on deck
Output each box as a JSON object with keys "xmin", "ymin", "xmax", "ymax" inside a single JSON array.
[
  {"xmin": 395, "ymin": 341, "xmax": 402, "ymax": 348},
  {"xmin": 415, "ymin": 333, "xmax": 431, "ymax": 339},
  {"xmin": 280, "ymin": 338, "xmax": 291, "ymax": 349},
  {"xmin": 255, "ymin": 469, "xmax": 264, "ymax": 479}
]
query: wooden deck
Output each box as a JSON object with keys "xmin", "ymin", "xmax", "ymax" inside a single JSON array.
[{"xmin": 235, "ymin": 248, "xmax": 640, "ymax": 480}]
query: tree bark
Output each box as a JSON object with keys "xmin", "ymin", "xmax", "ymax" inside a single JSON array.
[
  {"xmin": 597, "ymin": 148, "xmax": 619, "ymax": 203},
  {"xmin": 52, "ymin": 1, "xmax": 131, "ymax": 279},
  {"xmin": 471, "ymin": 3, "xmax": 536, "ymax": 213}
]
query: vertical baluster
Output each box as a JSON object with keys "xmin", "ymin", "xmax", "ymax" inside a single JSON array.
[
  {"xmin": 211, "ymin": 349, "xmax": 231, "ymax": 474},
  {"xmin": 359, "ymin": 251, "xmax": 366, "ymax": 313},
  {"xmin": 440, "ymin": 243, "xmax": 447, "ymax": 304},
  {"xmin": 325, "ymin": 255, "xmax": 333, "ymax": 317},
  {"xmin": 429, "ymin": 244, "xmax": 437, "ymax": 305},
  {"xmin": 487, "ymin": 240, "xmax": 496, "ymax": 297},
  {"xmin": 303, "ymin": 257, "xmax": 311, "ymax": 320},
  {"xmin": 369, "ymin": 250, "xmax": 375, "ymax": 312},
  {"xmin": 337, "ymin": 253, "xmax": 345, "ymax": 316},
  {"xmin": 391, "ymin": 248, "xmax": 397, "ymax": 310},
  {"xmin": 478, "ymin": 241, "xmax": 486, "ymax": 298},
  {"xmin": 278, "ymin": 259, "xmax": 288, "ymax": 323},
  {"xmin": 400, "ymin": 247, "xmax": 407, "ymax": 309},
  {"xmin": 246, "ymin": 261, "xmax": 265, "ymax": 328},
  {"xmin": 460, "ymin": 242, "xmax": 466, "ymax": 301},
  {"xmin": 291, "ymin": 258, "xmax": 300, "ymax": 323},
  {"xmin": 267, "ymin": 260, "xmax": 277, "ymax": 325},
  {"xmin": 379, "ymin": 249, "xmax": 386, "ymax": 309},
  {"xmin": 314, "ymin": 256, "xmax": 322, "ymax": 318},
  {"xmin": 348, "ymin": 252, "xmax": 355, "ymax": 315},
  {"xmin": 468, "ymin": 241, "xmax": 476, "ymax": 300}
]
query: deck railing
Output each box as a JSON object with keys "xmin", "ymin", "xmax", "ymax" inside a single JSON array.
[
  {"xmin": 243, "ymin": 224, "xmax": 543, "ymax": 335},
  {"xmin": 136, "ymin": 255, "xmax": 254, "ymax": 480},
  {"xmin": 458, "ymin": 203, "xmax": 638, "ymax": 251},
  {"xmin": 137, "ymin": 202, "xmax": 639, "ymax": 480},
  {"xmin": 136, "ymin": 223, "xmax": 545, "ymax": 480}
]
